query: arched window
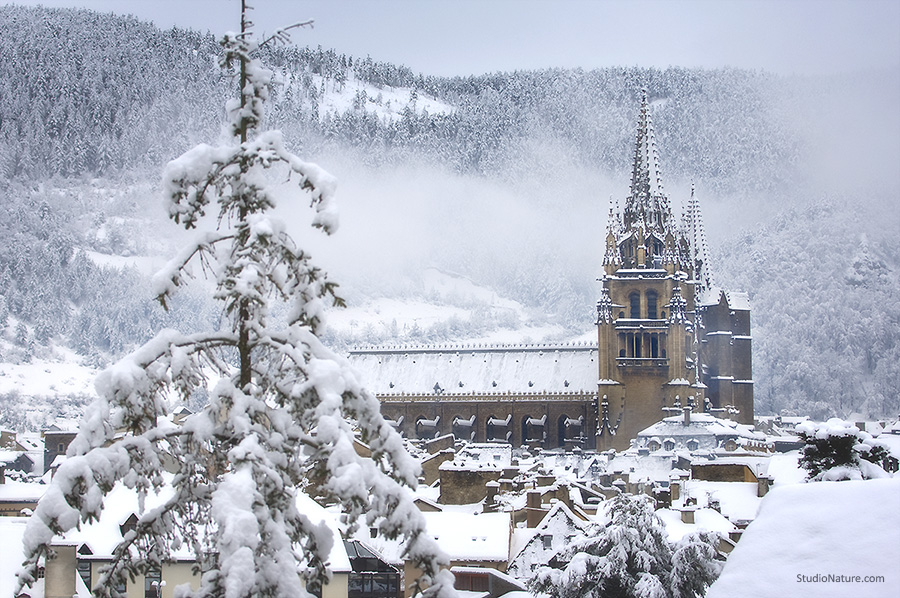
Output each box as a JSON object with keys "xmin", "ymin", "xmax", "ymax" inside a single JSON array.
[
  {"xmin": 629, "ymin": 292, "xmax": 641, "ymax": 319},
  {"xmin": 647, "ymin": 291, "xmax": 658, "ymax": 319}
]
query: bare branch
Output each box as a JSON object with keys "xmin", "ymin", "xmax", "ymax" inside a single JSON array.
[{"xmin": 258, "ymin": 20, "xmax": 314, "ymax": 48}]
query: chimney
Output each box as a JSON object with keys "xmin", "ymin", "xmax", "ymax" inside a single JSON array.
[
  {"xmin": 757, "ymin": 475, "xmax": 771, "ymax": 497},
  {"xmin": 681, "ymin": 506, "xmax": 696, "ymax": 524},
  {"xmin": 526, "ymin": 490, "xmax": 546, "ymax": 528},
  {"xmin": 683, "ymin": 407, "xmax": 691, "ymax": 426}
]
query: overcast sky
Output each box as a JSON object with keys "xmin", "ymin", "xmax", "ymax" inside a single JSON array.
[{"xmin": 7, "ymin": 0, "xmax": 900, "ymax": 77}]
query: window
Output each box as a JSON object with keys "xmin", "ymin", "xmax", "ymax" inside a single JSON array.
[
  {"xmin": 647, "ymin": 291, "xmax": 658, "ymax": 319},
  {"xmin": 663, "ymin": 440, "xmax": 675, "ymax": 451},
  {"xmin": 349, "ymin": 572, "xmax": 401, "ymax": 597},
  {"xmin": 629, "ymin": 292, "xmax": 641, "ymax": 318},
  {"xmin": 542, "ymin": 535, "xmax": 553, "ymax": 550},
  {"xmin": 687, "ymin": 439, "xmax": 699, "ymax": 451},
  {"xmin": 77, "ymin": 560, "xmax": 91, "ymax": 591},
  {"xmin": 145, "ymin": 569, "xmax": 163, "ymax": 598}
]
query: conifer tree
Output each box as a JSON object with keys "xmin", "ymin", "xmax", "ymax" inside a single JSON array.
[
  {"xmin": 17, "ymin": 4, "xmax": 456, "ymax": 597},
  {"xmin": 530, "ymin": 493, "xmax": 721, "ymax": 598},
  {"xmin": 797, "ymin": 418, "xmax": 896, "ymax": 481}
]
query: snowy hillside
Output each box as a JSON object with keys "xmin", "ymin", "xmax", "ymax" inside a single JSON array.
[
  {"xmin": 322, "ymin": 268, "xmax": 573, "ymax": 350},
  {"xmin": 0, "ymin": 5, "xmax": 898, "ymax": 427},
  {"xmin": 293, "ymin": 72, "xmax": 455, "ymax": 122}
]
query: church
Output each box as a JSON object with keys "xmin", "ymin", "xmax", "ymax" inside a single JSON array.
[{"xmin": 348, "ymin": 92, "xmax": 753, "ymax": 451}]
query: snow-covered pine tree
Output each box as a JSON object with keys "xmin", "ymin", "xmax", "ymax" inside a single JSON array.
[
  {"xmin": 16, "ymin": 4, "xmax": 456, "ymax": 598},
  {"xmin": 530, "ymin": 493, "xmax": 721, "ymax": 598}
]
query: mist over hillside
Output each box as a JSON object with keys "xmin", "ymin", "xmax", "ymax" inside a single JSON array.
[{"xmin": 0, "ymin": 5, "xmax": 898, "ymax": 425}]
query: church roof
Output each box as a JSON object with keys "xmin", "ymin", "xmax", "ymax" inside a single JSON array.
[
  {"xmin": 347, "ymin": 343, "xmax": 599, "ymax": 397},
  {"xmin": 697, "ymin": 287, "xmax": 751, "ymax": 311}
]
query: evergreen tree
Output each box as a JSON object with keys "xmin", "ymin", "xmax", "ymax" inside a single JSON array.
[
  {"xmin": 16, "ymin": 4, "xmax": 456, "ymax": 598},
  {"xmin": 796, "ymin": 418, "xmax": 896, "ymax": 481},
  {"xmin": 530, "ymin": 493, "xmax": 722, "ymax": 598}
]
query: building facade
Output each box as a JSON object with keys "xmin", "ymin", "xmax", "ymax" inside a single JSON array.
[{"xmin": 349, "ymin": 92, "xmax": 753, "ymax": 451}]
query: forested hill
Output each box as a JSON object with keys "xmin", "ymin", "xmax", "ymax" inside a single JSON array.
[
  {"xmin": 0, "ymin": 5, "xmax": 898, "ymax": 424},
  {"xmin": 1, "ymin": 4, "xmax": 799, "ymax": 195}
]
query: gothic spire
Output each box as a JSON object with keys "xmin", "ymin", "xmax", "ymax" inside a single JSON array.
[
  {"xmin": 623, "ymin": 89, "xmax": 672, "ymax": 235},
  {"xmin": 686, "ymin": 182, "xmax": 714, "ymax": 293}
]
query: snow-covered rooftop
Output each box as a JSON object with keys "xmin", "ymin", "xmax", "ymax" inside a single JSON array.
[
  {"xmin": 348, "ymin": 343, "xmax": 599, "ymax": 396},
  {"xmin": 655, "ymin": 507, "xmax": 737, "ymax": 542},
  {"xmin": 707, "ymin": 479, "xmax": 900, "ymax": 598},
  {"xmin": 421, "ymin": 511, "xmax": 511, "ymax": 562},
  {"xmin": 637, "ymin": 412, "xmax": 763, "ymax": 442}
]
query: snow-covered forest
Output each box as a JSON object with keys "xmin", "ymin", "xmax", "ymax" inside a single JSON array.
[{"xmin": 0, "ymin": 4, "xmax": 898, "ymax": 424}]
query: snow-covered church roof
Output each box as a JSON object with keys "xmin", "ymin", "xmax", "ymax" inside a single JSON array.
[
  {"xmin": 697, "ymin": 286, "xmax": 751, "ymax": 311},
  {"xmin": 348, "ymin": 342, "xmax": 599, "ymax": 396}
]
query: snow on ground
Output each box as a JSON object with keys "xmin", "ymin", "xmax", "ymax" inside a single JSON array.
[
  {"xmin": 707, "ymin": 478, "xmax": 900, "ymax": 598},
  {"xmin": 324, "ymin": 267, "xmax": 569, "ymax": 345},
  {"xmin": 766, "ymin": 452, "xmax": 807, "ymax": 485},
  {"xmin": 325, "ymin": 296, "xmax": 470, "ymax": 334},
  {"xmin": 0, "ymin": 350, "xmax": 99, "ymax": 397},
  {"xmin": 82, "ymin": 249, "xmax": 167, "ymax": 277},
  {"xmin": 308, "ymin": 74, "xmax": 454, "ymax": 122},
  {"xmin": 422, "ymin": 268, "xmax": 522, "ymax": 312}
]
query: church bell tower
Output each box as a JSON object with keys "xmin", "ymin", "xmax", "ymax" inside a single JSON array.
[{"xmin": 596, "ymin": 91, "xmax": 753, "ymax": 451}]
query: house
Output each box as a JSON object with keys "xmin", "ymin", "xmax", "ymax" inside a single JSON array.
[
  {"xmin": 403, "ymin": 511, "xmax": 511, "ymax": 598},
  {"xmin": 451, "ymin": 566, "xmax": 526, "ymax": 598},
  {"xmin": 13, "ymin": 483, "xmax": 356, "ymax": 598},
  {"xmin": 1, "ymin": 428, "xmax": 16, "ymax": 448},
  {"xmin": 634, "ymin": 409, "xmax": 765, "ymax": 454},
  {"xmin": 344, "ymin": 539, "xmax": 402, "ymax": 598},
  {"xmin": 508, "ymin": 501, "xmax": 592, "ymax": 578},
  {"xmin": 42, "ymin": 423, "xmax": 78, "ymax": 474},
  {"xmin": 0, "ymin": 450, "xmax": 36, "ymax": 478},
  {"xmin": 0, "ymin": 478, "xmax": 44, "ymax": 517}
]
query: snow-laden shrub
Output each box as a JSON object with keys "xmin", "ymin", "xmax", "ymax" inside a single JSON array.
[{"xmin": 797, "ymin": 417, "xmax": 896, "ymax": 481}]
